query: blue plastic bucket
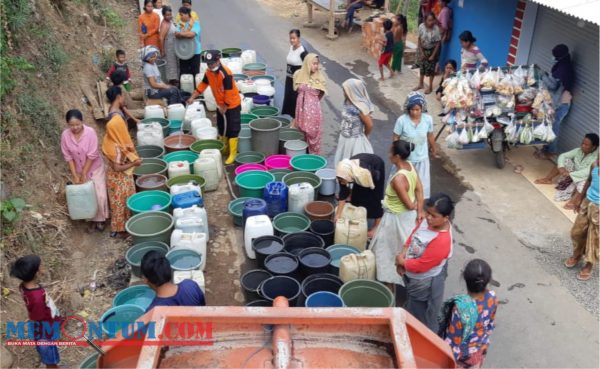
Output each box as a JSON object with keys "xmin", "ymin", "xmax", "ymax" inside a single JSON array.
[{"xmin": 305, "ymin": 291, "xmax": 344, "ymax": 307}]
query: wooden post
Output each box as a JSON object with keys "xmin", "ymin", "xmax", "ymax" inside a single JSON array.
[
  {"xmin": 304, "ymin": 1, "xmax": 316, "ymax": 28},
  {"xmin": 326, "ymin": 0, "xmax": 338, "ymax": 39}
]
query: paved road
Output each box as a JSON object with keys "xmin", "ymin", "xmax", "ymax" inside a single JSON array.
[{"xmin": 182, "ymin": 0, "xmax": 598, "ymax": 367}]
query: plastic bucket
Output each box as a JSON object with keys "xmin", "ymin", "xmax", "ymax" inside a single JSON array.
[
  {"xmin": 78, "ymin": 353, "xmax": 99, "ymax": 369},
  {"xmin": 253, "ymin": 95, "xmax": 270, "ymax": 106},
  {"xmin": 127, "ymin": 190, "xmax": 172, "ymax": 215},
  {"xmin": 163, "ymin": 150, "xmax": 199, "ymax": 165},
  {"xmin": 156, "ymin": 58, "xmax": 167, "ymax": 82},
  {"xmin": 245, "ymin": 299, "xmax": 271, "ymax": 307},
  {"xmin": 166, "ymin": 248, "xmax": 202, "ymax": 271},
  {"xmin": 243, "ymin": 63, "xmax": 268, "ymax": 77},
  {"xmin": 136, "ymin": 174, "xmax": 168, "ymax": 192},
  {"xmin": 252, "ymin": 235, "xmax": 284, "ymax": 268},
  {"xmin": 269, "ymin": 169, "xmax": 292, "ymax": 182},
  {"xmin": 339, "ymin": 279, "xmax": 394, "ymax": 307},
  {"xmin": 291, "ymin": 154, "xmax": 327, "ymax": 172},
  {"xmin": 190, "ymin": 139, "xmax": 226, "ymax": 154},
  {"xmin": 164, "ymin": 134, "xmax": 195, "ymax": 153},
  {"xmin": 315, "ymin": 168, "xmax": 336, "ymax": 196},
  {"xmin": 234, "ymin": 73, "xmax": 248, "ymax": 82},
  {"xmin": 280, "ymin": 131, "xmax": 306, "ymax": 154},
  {"xmin": 221, "ymin": 47, "xmax": 242, "ymax": 57},
  {"xmin": 309, "ymin": 220, "xmax": 335, "ymax": 246},
  {"xmin": 304, "ymin": 201, "xmax": 335, "ymax": 221},
  {"xmin": 136, "ymin": 144, "xmax": 165, "ymax": 159},
  {"xmin": 282, "ymin": 171, "xmax": 321, "ymax": 199},
  {"xmin": 305, "ymin": 291, "xmax": 344, "ymax": 307},
  {"xmin": 283, "ymin": 231, "xmax": 325, "ymax": 256},
  {"xmin": 264, "ymin": 252, "xmax": 299, "ymax": 278},
  {"xmin": 260, "ymin": 276, "xmax": 301, "ymax": 305},
  {"xmin": 326, "ymin": 244, "xmax": 360, "ymax": 275},
  {"xmin": 250, "ymin": 74, "xmax": 276, "ymax": 85},
  {"xmin": 227, "ymin": 197, "xmax": 253, "ymax": 226},
  {"xmin": 141, "ymin": 118, "xmax": 170, "ymax": 137},
  {"xmin": 273, "ymin": 212, "xmax": 310, "ymax": 236},
  {"xmin": 250, "ymin": 106, "xmax": 279, "ymax": 118},
  {"xmin": 126, "ymin": 211, "xmax": 174, "ymax": 244},
  {"xmin": 166, "ymin": 174, "xmax": 206, "ymax": 193},
  {"xmin": 272, "ymin": 116, "xmax": 291, "ymax": 128},
  {"xmin": 284, "ymin": 139, "xmax": 308, "ymax": 157},
  {"xmin": 298, "ymin": 247, "xmax": 331, "ymax": 278},
  {"xmin": 249, "ymin": 118, "xmax": 282, "ymax": 156},
  {"xmin": 112, "ymin": 285, "xmax": 156, "ymax": 310},
  {"xmin": 240, "ymin": 269, "xmax": 272, "ymax": 303},
  {"xmin": 125, "ymin": 241, "xmax": 169, "ymax": 277},
  {"xmin": 167, "ymin": 119, "xmax": 184, "ymax": 135},
  {"xmin": 235, "ymin": 151, "xmax": 265, "ymax": 165},
  {"xmin": 241, "ymin": 113, "xmax": 259, "ymax": 125},
  {"xmin": 235, "ymin": 170, "xmax": 274, "ymax": 198},
  {"xmin": 235, "ymin": 163, "xmax": 267, "ymax": 176},
  {"xmin": 298, "ymin": 273, "xmax": 343, "ymax": 307},
  {"xmin": 265, "ymin": 155, "xmax": 291, "ymax": 170},
  {"xmin": 134, "ymin": 158, "xmax": 168, "ymax": 179},
  {"xmin": 100, "ymin": 304, "xmax": 145, "ymax": 335}
]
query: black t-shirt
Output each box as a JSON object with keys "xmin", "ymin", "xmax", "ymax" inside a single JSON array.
[{"xmin": 384, "ymin": 31, "xmax": 394, "ymax": 53}]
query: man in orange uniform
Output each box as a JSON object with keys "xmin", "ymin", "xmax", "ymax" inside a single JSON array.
[
  {"xmin": 139, "ymin": 0, "xmax": 161, "ymax": 48},
  {"xmin": 187, "ymin": 50, "xmax": 241, "ymax": 164}
]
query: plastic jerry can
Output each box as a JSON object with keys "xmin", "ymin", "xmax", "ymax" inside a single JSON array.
[
  {"xmin": 184, "ymin": 103, "xmax": 206, "ymax": 131},
  {"xmin": 228, "ymin": 58, "xmax": 243, "ymax": 74},
  {"xmin": 170, "ymin": 230, "xmax": 207, "ymax": 270},
  {"xmin": 173, "ymin": 269, "xmax": 205, "ymax": 292},
  {"xmin": 339, "ymin": 250, "xmax": 376, "ymax": 282},
  {"xmin": 180, "ymin": 74, "xmax": 195, "ymax": 94},
  {"xmin": 66, "ymin": 181, "xmax": 98, "ymax": 220},
  {"xmin": 167, "ymin": 103, "xmax": 186, "ymax": 122},
  {"xmin": 175, "ymin": 217, "xmax": 208, "ymax": 236},
  {"xmin": 288, "ymin": 182, "xmax": 314, "ymax": 214},
  {"xmin": 137, "ymin": 130, "xmax": 164, "ymax": 148},
  {"xmin": 264, "ymin": 181, "xmax": 288, "ymax": 217},
  {"xmin": 172, "ymin": 191, "xmax": 203, "ymax": 209},
  {"xmin": 173, "ymin": 205, "xmax": 209, "ymax": 239},
  {"xmin": 241, "ymin": 50, "xmax": 256, "ymax": 66},
  {"xmin": 168, "ymin": 161, "xmax": 191, "ymax": 178},
  {"xmin": 193, "ymin": 157, "xmax": 219, "ymax": 192},
  {"xmin": 244, "ymin": 215, "xmax": 273, "ymax": 259},
  {"xmin": 203, "ymin": 87, "xmax": 217, "ymax": 111},
  {"xmin": 241, "ymin": 96, "xmax": 254, "ymax": 113},
  {"xmin": 200, "ymin": 149, "xmax": 223, "ymax": 179},
  {"xmin": 194, "ymin": 127, "xmax": 218, "ymax": 140},
  {"xmin": 190, "ymin": 118, "xmax": 212, "ymax": 134},
  {"xmin": 242, "ymin": 198, "xmax": 267, "ymax": 227},
  {"xmin": 170, "ymin": 182, "xmax": 202, "ymax": 197},
  {"xmin": 144, "ymin": 105, "xmax": 165, "ymax": 119},
  {"xmin": 334, "ymin": 218, "xmax": 368, "ymax": 252}
]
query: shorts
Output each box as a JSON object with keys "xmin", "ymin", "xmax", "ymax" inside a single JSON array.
[
  {"xmin": 217, "ymin": 105, "xmax": 241, "ymax": 138},
  {"xmin": 36, "ymin": 341, "xmax": 60, "ymax": 365},
  {"xmin": 378, "ymin": 52, "xmax": 393, "ymax": 66}
]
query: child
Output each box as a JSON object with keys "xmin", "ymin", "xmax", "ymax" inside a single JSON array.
[
  {"xmin": 439, "ymin": 259, "xmax": 498, "ymax": 368},
  {"xmin": 378, "ymin": 19, "xmax": 395, "ymax": 81},
  {"xmin": 141, "ymin": 251, "xmax": 206, "ymax": 311},
  {"xmin": 106, "ymin": 50, "xmax": 132, "ymax": 91},
  {"xmin": 10, "ymin": 255, "xmax": 62, "ymax": 368},
  {"xmin": 391, "ymin": 14, "xmax": 407, "ymax": 73}
]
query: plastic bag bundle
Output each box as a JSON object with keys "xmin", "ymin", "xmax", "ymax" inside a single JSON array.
[
  {"xmin": 470, "ymin": 69, "xmax": 481, "ymax": 90},
  {"xmin": 544, "ymin": 125, "xmax": 557, "ymax": 142},
  {"xmin": 485, "ymin": 105, "xmax": 502, "ymax": 117},
  {"xmin": 471, "ymin": 125, "xmax": 482, "ymax": 143},
  {"xmin": 442, "ymin": 75, "xmax": 475, "ymax": 110},
  {"xmin": 527, "ymin": 64, "xmax": 536, "ymax": 86},
  {"xmin": 458, "ymin": 126, "xmax": 470, "ymax": 145},
  {"xmin": 445, "ymin": 130, "xmax": 461, "ymax": 148},
  {"xmin": 480, "ymin": 69, "xmax": 497, "ymax": 89},
  {"xmin": 519, "ymin": 124, "xmax": 534, "ymax": 144},
  {"xmin": 533, "ymin": 123, "xmax": 547, "ymax": 140},
  {"xmin": 517, "ymin": 87, "xmax": 537, "ymax": 105},
  {"xmin": 513, "ymin": 65, "xmax": 526, "ymax": 86},
  {"xmin": 497, "ymin": 94, "xmax": 515, "ymax": 110},
  {"xmin": 483, "ymin": 116, "xmax": 495, "ymax": 134}
]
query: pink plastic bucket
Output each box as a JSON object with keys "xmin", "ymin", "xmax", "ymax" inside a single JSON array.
[
  {"xmin": 235, "ymin": 163, "xmax": 268, "ymax": 175},
  {"xmin": 265, "ymin": 155, "xmax": 291, "ymax": 170}
]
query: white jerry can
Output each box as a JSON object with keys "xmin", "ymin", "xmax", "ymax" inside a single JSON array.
[
  {"xmin": 288, "ymin": 182, "xmax": 315, "ymax": 214},
  {"xmin": 244, "ymin": 215, "xmax": 273, "ymax": 259},
  {"xmin": 66, "ymin": 181, "xmax": 98, "ymax": 220},
  {"xmin": 170, "ymin": 230, "xmax": 207, "ymax": 271}
]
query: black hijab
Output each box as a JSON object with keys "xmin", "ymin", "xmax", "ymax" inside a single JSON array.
[{"xmin": 551, "ymin": 44, "xmax": 575, "ymax": 92}]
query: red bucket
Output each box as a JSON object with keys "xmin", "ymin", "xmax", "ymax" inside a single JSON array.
[
  {"xmin": 235, "ymin": 163, "xmax": 267, "ymax": 176},
  {"xmin": 265, "ymin": 155, "xmax": 291, "ymax": 170}
]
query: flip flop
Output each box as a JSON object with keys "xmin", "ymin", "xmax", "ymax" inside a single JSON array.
[
  {"xmin": 576, "ymin": 269, "xmax": 592, "ymax": 281},
  {"xmin": 564, "ymin": 257, "xmax": 580, "ymax": 268},
  {"xmin": 513, "ymin": 165, "xmax": 524, "ymax": 174}
]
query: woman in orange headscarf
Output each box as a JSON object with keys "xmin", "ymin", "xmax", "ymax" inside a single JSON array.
[{"xmin": 102, "ymin": 86, "xmax": 141, "ymax": 238}]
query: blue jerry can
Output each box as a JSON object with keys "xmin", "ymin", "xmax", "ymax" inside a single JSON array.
[
  {"xmin": 172, "ymin": 191, "xmax": 203, "ymax": 209},
  {"xmin": 263, "ymin": 181, "xmax": 288, "ymax": 218}
]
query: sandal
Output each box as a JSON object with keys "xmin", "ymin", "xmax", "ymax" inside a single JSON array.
[
  {"xmin": 576, "ymin": 268, "xmax": 592, "ymax": 281},
  {"xmin": 513, "ymin": 165, "xmax": 524, "ymax": 174},
  {"xmin": 564, "ymin": 257, "xmax": 580, "ymax": 268}
]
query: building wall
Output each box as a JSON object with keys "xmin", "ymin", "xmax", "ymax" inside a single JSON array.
[{"xmin": 445, "ymin": 0, "xmax": 518, "ymax": 67}]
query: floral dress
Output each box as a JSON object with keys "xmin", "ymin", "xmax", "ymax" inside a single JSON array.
[{"xmin": 295, "ymin": 84, "xmax": 323, "ymax": 154}]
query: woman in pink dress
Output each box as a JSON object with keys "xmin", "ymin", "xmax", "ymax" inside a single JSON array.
[
  {"xmin": 293, "ymin": 53, "xmax": 327, "ymax": 154},
  {"xmin": 60, "ymin": 109, "xmax": 109, "ymax": 231}
]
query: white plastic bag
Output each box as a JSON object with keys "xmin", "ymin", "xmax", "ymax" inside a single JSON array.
[
  {"xmin": 544, "ymin": 125, "xmax": 557, "ymax": 142},
  {"xmin": 533, "ymin": 123, "xmax": 547, "ymax": 140},
  {"xmin": 445, "ymin": 130, "xmax": 461, "ymax": 148},
  {"xmin": 483, "ymin": 116, "xmax": 494, "ymax": 134},
  {"xmin": 527, "ymin": 64, "xmax": 536, "ymax": 86},
  {"xmin": 471, "ymin": 126, "xmax": 481, "ymax": 143},
  {"xmin": 459, "ymin": 127, "xmax": 470, "ymax": 145}
]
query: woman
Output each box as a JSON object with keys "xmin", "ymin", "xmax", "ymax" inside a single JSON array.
[
  {"xmin": 143, "ymin": 46, "xmax": 184, "ymax": 104},
  {"xmin": 535, "ymin": 133, "xmax": 599, "ymax": 209},
  {"xmin": 152, "ymin": 0, "xmax": 164, "ymax": 23},
  {"xmin": 395, "ymin": 192, "xmax": 454, "ymax": 331},
  {"xmin": 139, "ymin": 0, "xmax": 161, "ymax": 48},
  {"xmin": 102, "ymin": 86, "xmax": 141, "ymax": 238},
  {"xmin": 333, "ymin": 78, "xmax": 374, "ymax": 166},
  {"xmin": 393, "ymin": 92, "xmax": 436, "ymax": 199},
  {"xmin": 282, "ymin": 29, "xmax": 308, "ymax": 119},
  {"xmin": 459, "ymin": 31, "xmax": 488, "ymax": 71},
  {"xmin": 159, "ymin": 6, "xmax": 179, "ymax": 85},
  {"xmin": 293, "ymin": 53, "xmax": 327, "ymax": 154},
  {"xmin": 413, "ymin": 13, "xmax": 441, "ymax": 94},
  {"xmin": 439, "ymin": 259, "xmax": 498, "ymax": 368},
  {"xmin": 336, "ymin": 153, "xmax": 385, "ymax": 238},
  {"xmin": 391, "ymin": 14, "xmax": 407, "ymax": 73},
  {"xmin": 371, "ymin": 141, "xmax": 424, "ymax": 287},
  {"xmin": 60, "ymin": 109, "xmax": 109, "ymax": 231},
  {"xmin": 436, "ymin": 59, "xmax": 457, "ymax": 102}
]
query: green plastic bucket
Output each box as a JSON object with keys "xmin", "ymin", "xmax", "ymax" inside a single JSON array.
[
  {"xmin": 235, "ymin": 151, "xmax": 265, "ymax": 165},
  {"xmin": 141, "ymin": 118, "xmax": 170, "ymax": 136},
  {"xmin": 269, "ymin": 169, "xmax": 292, "ymax": 182},
  {"xmin": 282, "ymin": 171, "xmax": 322, "ymax": 198},
  {"xmin": 126, "ymin": 211, "xmax": 174, "ymax": 244},
  {"xmin": 136, "ymin": 145, "xmax": 165, "ymax": 159},
  {"xmin": 273, "ymin": 116, "xmax": 291, "ymax": 128},
  {"xmin": 78, "ymin": 353, "xmax": 99, "ymax": 369},
  {"xmin": 243, "ymin": 62, "xmax": 267, "ymax": 73},
  {"xmin": 166, "ymin": 174, "xmax": 206, "ymax": 192},
  {"xmin": 221, "ymin": 47, "xmax": 242, "ymax": 57},
  {"xmin": 190, "ymin": 139, "xmax": 226, "ymax": 154},
  {"xmin": 112, "ymin": 285, "xmax": 156, "ymax": 310},
  {"xmin": 273, "ymin": 212, "xmax": 311, "ymax": 236},
  {"xmin": 234, "ymin": 73, "xmax": 248, "ymax": 82},
  {"xmin": 166, "ymin": 248, "xmax": 202, "ymax": 271},
  {"xmin": 134, "ymin": 158, "xmax": 168, "ymax": 179},
  {"xmin": 125, "ymin": 241, "xmax": 169, "ymax": 277},
  {"xmin": 163, "ymin": 150, "xmax": 199, "ymax": 173},
  {"xmin": 339, "ymin": 279, "xmax": 394, "ymax": 308},
  {"xmin": 127, "ymin": 190, "xmax": 171, "ymax": 215},
  {"xmin": 250, "ymin": 106, "xmax": 279, "ymax": 118},
  {"xmin": 100, "ymin": 304, "xmax": 145, "ymax": 335},
  {"xmin": 290, "ymin": 154, "xmax": 327, "ymax": 172},
  {"xmin": 235, "ymin": 170, "xmax": 274, "ymax": 198},
  {"xmin": 168, "ymin": 119, "xmax": 183, "ymax": 134},
  {"xmin": 241, "ymin": 113, "xmax": 259, "ymax": 125},
  {"xmin": 228, "ymin": 197, "xmax": 253, "ymax": 226}
]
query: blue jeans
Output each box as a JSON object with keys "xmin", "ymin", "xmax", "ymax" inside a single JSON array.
[
  {"xmin": 346, "ymin": 2, "xmax": 363, "ymax": 27},
  {"xmin": 147, "ymin": 87, "xmax": 184, "ymax": 106},
  {"xmin": 36, "ymin": 341, "xmax": 60, "ymax": 365},
  {"xmin": 543, "ymin": 103, "xmax": 571, "ymax": 154}
]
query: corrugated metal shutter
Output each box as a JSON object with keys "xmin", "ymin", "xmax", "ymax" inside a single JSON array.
[{"xmin": 527, "ymin": 6, "xmax": 599, "ymax": 151}]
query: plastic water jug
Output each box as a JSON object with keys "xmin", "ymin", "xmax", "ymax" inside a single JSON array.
[
  {"xmin": 193, "ymin": 157, "xmax": 219, "ymax": 192},
  {"xmin": 170, "ymin": 182, "xmax": 202, "ymax": 196},
  {"xmin": 167, "ymin": 103, "xmax": 186, "ymax": 122},
  {"xmin": 241, "ymin": 50, "xmax": 256, "ymax": 66},
  {"xmin": 241, "ymin": 96, "xmax": 254, "ymax": 113},
  {"xmin": 184, "ymin": 102, "xmax": 206, "ymax": 131},
  {"xmin": 339, "ymin": 204, "xmax": 367, "ymax": 222},
  {"xmin": 194, "ymin": 127, "xmax": 218, "ymax": 140},
  {"xmin": 228, "ymin": 58, "xmax": 243, "ymax": 74},
  {"xmin": 172, "ymin": 191, "xmax": 203, "ymax": 209},
  {"xmin": 244, "ymin": 215, "xmax": 273, "ymax": 259},
  {"xmin": 264, "ymin": 182, "xmax": 288, "ymax": 217},
  {"xmin": 170, "ymin": 230, "xmax": 207, "ymax": 270},
  {"xmin": 339, "ymin": 250, "xmax": 376, "ymax": 282},
  {"xmin": 200, "ymin": 149, "xmax": 223, "ymax": 179},
  {"xmin": 66, "ymin": 181, "xmax": 98, "ymax": 220},
  {"xmin": 175, "ymin": 217, "xmax": 207, "ymax": 236},
  {"xmin": 335, "ymin": 218, "xmax": 368, "ymax": 251},
  {"xmin": 191, "ymin": 118, "xmax": 212, "ymax": 134},
  {"xmin": 242, "ymin": 199, "xmax": 267, "ymax": 227},
  {"xmin": 173, "ymin": 205, "xmax": 209, "ymax": 239},
  {"xmin": 203, "ymin": 87, "xmax": 217, "ymax": 111},
  {"xmin": 238, "ymin": 80, "xmax": 257, "ymax": 94},
  {"xmin": 144, "ymin": 105, "xmax": 165, "ymax": 119},
  {"xmin": 180, "ymin": 74, "xmax": 195, "ymax": 94},
  {"xmin": 288, "ymin": 182, "xmax": 314, "ymax": 214},
  {"xmin": 168, "ymin": 161, "xmax": 191, "ymax": 178},
  {"xmin": 137, "ymin": 122, "xmax": 164, "ymax": 147},
  {"xmin": 173, "ymin": 269, "xmax": 205, "ymax": 292}
]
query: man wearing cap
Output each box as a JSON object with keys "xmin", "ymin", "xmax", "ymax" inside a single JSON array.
[{"xmin": 187, "ymin": 50, "xmax": 241, "ymax": 164}]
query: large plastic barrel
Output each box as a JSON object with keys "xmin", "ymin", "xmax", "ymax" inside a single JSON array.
[
  {"xmin": 252, "ymin": 235, "xmax": 284, "ymax": 268},
  {"xmin": 263, "ymin": 181, "xmax": 288, "ymax": 217},
  {"xmin": 305, "ymin": 291, "xmax": 344, "ymax": 307},
  {"xmin": 240, "ymin": 269, "xmax": 272, "ymax": 303},
  {"xmin": 126, "ymin": 211, "xmax": 174, "ymax": 244},
  {"xmin": 298, "ymin": 273, "xmax": 343, "ymax": 307},
  {"xmin": 298, "ymin": 247, "xmax": 331, "ymax": 278},
  {"xmin": 242, "ymin": 198, "xmax": 267, "ymax": 227},
  {"xmin": 339, "ymin": 279, "xmax": 394, "ymax": 307},
  {"xmin": 309, "ymin": 220, "xmax": 335, "ymax": 247},
  {"xmin": 249, "ymin": 118, "xmax": 282, "ymax": 156},
  {"xmin": 283, "ymin": 231, "xmax": 325, "ymax": 256},
  {"xmin": 260, "ymin": 276, "xmax": 301, "ymax": 306}
]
